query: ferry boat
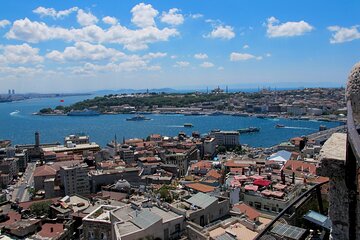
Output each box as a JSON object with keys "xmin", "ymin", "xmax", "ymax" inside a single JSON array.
[
  {"xmin": 67, "ymin": 109, "xmax": 100, "ymax": 116},
  {"xmin": 126, "ymin": 115, "xmax": 151, "ymax": 121},
  {"xmin": 184, "ymin": 123, "xmax": 193, "ymax": 127},
  {"xmin": 237, "ymin": 127, "xmax": 260, "ymax": 134},
  {"xmin": 275, "ymin": 124, "xmax": 285, "ymax": 128}
]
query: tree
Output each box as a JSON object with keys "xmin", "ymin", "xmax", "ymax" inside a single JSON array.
[
  {"xmin": 29, "ymin": 200, "xmax": 52, "ymax": 217},
  {"xmin": 217, "ymin": 145, "xmax": 226, "ymax": 154}
]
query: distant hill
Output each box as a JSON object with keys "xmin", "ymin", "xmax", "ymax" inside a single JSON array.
[{"xmin": 92, "ymin": 88, "xmax": 181, "ymax": 95}]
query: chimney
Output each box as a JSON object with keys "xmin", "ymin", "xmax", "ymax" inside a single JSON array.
[
  {"xmin": 35, "ymin": 131, "xmax": 40, "ymax": 147},
  {"xmin": 292, "ymin": 172, "xmax": 295, "ymax": 184},
  {"xmin": 50, "ymin": 227, "xmax": 53, "ymax": 233},
  {"xmin": 258, "ymin": 167, "xmax": 261, "ymax": 175}
]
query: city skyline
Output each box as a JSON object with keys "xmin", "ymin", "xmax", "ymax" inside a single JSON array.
[{"xmin": 0, "ymin": 0, "xmax": 359, "ymax": 92}]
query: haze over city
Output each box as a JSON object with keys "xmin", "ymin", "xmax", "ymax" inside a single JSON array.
[{"xmin": 0, "ymin": 0, "xmax": 359, "ymax": 93}]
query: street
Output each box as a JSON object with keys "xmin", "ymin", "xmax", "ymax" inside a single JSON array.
[{"xmin": 11, "ymin": 162, "xmax": 36, "ymax": 203}]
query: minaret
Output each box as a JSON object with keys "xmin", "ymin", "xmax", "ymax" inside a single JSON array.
[
  {"xmin": 35, "ymin": 131, "xmax": 40, "ymax": 147},
  {"xmin": 114, "ymin": 134, "xmax": 118, "ymax": 156}
]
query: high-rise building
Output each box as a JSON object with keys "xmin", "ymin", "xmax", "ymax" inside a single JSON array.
[
  {"xmin": 11, "ymin": 89, "xmax": 15, "ymax": 95},
  {"xmin": 59, "ymin": 164, "xmax": 90, "ymax": 196}
]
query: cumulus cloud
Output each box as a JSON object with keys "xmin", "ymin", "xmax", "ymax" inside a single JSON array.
[
  {"xmin": 200, "ymin": 61, "xmax": 214, "ymax": 68},
  {"xmin": 102, "ymin": 16, "xmax": 118, "ymax": 25},
  {"xmin": 194, "ymin": 53, "xmax": 208, "ymax": 59},
  {"xmin": 0, "ymin": 20, "xmax": 10, "ymax": 28},
  {"xmin": 205, "ymin": 25, "xmax": 235, "ymax": 40},
  {"xmin": 190, "ymin": 13, "xmax": 203, "ymax": 19},
  {"xmin": 46, "ymin": 42, "xmax": 126, "ymax": 62},
  {"xmin": 33, "ymin": 6, "xmax": 79, "ymax": 19},
  {"xmin": 77, "ymin": 9, "xmax": 98, "ymax": 26},
  {"xmin": 230, "ymin": 52, "xmax": 262, "ymax": 61},
  {"xmin": 6, "ymin": 18, "xmax": 178, "ymax": 51},
  {"xmin": 328, "ymin": 25, "xmax": 360, "ymax": 44},
  {"xmin": 0, "ymin": 43, "xmax": 43, "ymax": 65},
  {"xmin": 131, "ymin": 3, "xmax": 158, "ymax": 28},
  {"xmin": 243, "ymin": 44, "xmax": 249, "ymax": 49},
  {"xmin": 266, "ymin": 16, "xmax": 313, "ymax": 38},
  {"xmin": 160, "ymin": 8, "xmax": 184, "ymax": 25},
  {"xmin": 174, "ymin": 61, "xmax": 189, "ymax": 67}
]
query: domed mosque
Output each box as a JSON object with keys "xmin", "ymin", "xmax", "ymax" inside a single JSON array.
[
  {"xmin": 347, "ymin": 62, "xmax": 360, "ymax": 123},
  {"xmin": 113, "ymin": 179, "xmax": 131, "ymax": 192}
]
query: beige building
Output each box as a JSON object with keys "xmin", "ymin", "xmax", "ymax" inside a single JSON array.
[{"xmin": 59, "ymin": 164, "xmax": 90, "ymax": 196}]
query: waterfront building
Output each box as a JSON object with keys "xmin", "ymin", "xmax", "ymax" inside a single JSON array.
[{"xmin": 210, "ymin": 130, "xmax": 240, "ymax": 147}]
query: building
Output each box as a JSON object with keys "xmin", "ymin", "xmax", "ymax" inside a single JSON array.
[
  {"xmin": 59, "ymin": 164, "xmax": 90, "ymax": 196},
  {"xmin": 82, "ymin": 203, "xmax": 184, "ymax": 240},
  {"xmin": 204, "ymin": 137, "xmax": 216, "ymax": 158},
  {"xmin": 170, "ymin": 192, "xmax": 229, "ymax": 227},
  {"xmin": 64, "ymin": 134, "xmax": 90, "ymax": 145},
  {"xmin": 210, "ymin": 130, "xmax": 240, "ymax": 147},
  {"xmin": 162, "ymin": 146, "xmax": 199, "ymax": 177}
]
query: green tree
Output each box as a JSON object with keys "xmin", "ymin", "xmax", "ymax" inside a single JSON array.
[
  {"xmin": 217, "ymin": 145, "xmax": 226, "ymax": 154},
  {"xmin": 29, "ymin": 200, "xmax": 52, "ymax": 217}
]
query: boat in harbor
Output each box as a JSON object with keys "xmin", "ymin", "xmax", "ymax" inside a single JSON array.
[
  {"xmin": 126, "ymin": 115, "xmax": 151, "ymax": 121},
  {"xmin": 275, "ymin": 124, "xmax": 285, "ymax": 128},
  {"xmin": 184, "ymin": 123, "xmax": 193, "ymax": 127},
  {"xmin": 237, "ymin": 127, "xmax": 260, "ymax": 134},
  {"xmin": 67, "ymin": 109, "xmax": 100, "ymax": 116}
]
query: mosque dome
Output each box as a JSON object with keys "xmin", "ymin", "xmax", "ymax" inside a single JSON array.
[{"xmin": 114, "ymin": 179, "xmax": 130, "ymax": 191}]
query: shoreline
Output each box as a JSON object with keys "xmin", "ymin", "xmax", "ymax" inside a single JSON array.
[{"xmin": 35, "ymin": 111, "xmax": 346, "ymax": 123}]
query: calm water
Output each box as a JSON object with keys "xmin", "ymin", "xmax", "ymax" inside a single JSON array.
[{"xmin": 0, "ymin": 95, "xmax": 341, "ymax": 147}]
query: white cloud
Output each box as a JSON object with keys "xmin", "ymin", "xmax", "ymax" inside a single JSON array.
[
  {"xmin": 266, "ymin": 53, "xmax": 271, "ymax": 57},
  {"xmin": 6, "ymin": 18, "xmax": 178, "ymax": 51},
  {"xmin": 160, "ymin": 8, "xmax": 184, "ymax": 25},
  {"xmin": 328, "ymin": 25, "xmax": 360, "ymax": 44},
  {"xmin": 194, "ymin": 53, "xmax": 208, "ymax": 59},
  {"xmin": 70, "ymin": 59, "xmax": 160, "ymax": 75},
  {"xmin": 0, "ymin": 20, "xmax": 10, "ymax": 28},
  {"xmin": 0, "ymin": 43, "xmax": 43, "ymax": 65},
  {"xmin": 131, "ymin": 3, "xmax": 158, "ymax": 28},
  {"xmin": 230, "ymin": 52, "xmax": 262, "ymax": 61},
  {"xmin": 170, "ymin": 55, "xmax": 177, "ymax": 59},
  {"xmin": 218, "ymin": 66, "xmax": 224, "ymax": 70},
  {"xmin": 200, "ymin": 61, "xmax": 214, "ymax": 68},
  {"xmin": 102, "ymin": 16, "xmax": 118, "ymax": 25},
  {"xmin": 205, "ymin": 25, "xmax": 235, "ymax": 40},
  {"xmin": 143, "ymin": 52, "xmax": 167, "ymax": 59},
  {"xmin": 77, "ymin": 9, "xmax": 98, "ymax": 26},
  {"xmin": 174, "ymin": 61, "xmax": 189, "ymax": 67},
  {"xmin": 46, "ymin": 42, "xmax": 126, "ymax": 62},
  {"xmin": 190, "ymin": 13, "xmax": 203, "ymax": 19},
  {"xmin": 33, "ymin": 6, "xmax": 79, "ymax": 19},
  {"xmin": 243, "ymin": 44, "xmax": 249, "ymax": 49},
  {"xmin": 266, "ymin": 16, "xmax": 313, "ymax": 38}
]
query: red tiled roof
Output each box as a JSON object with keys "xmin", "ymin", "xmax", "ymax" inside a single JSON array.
[
  {"xmin": 253, "ymin": 179, "xmax": 271, "ymax": 187},
  {"xmin": 206, "ymin": 169, "xmax": 221, "ymax": 180},
  {"xmin": 190, "ymin": 161, "xmax": 212, "ymax": 171},
  {"xmin": 33, "ymin": 165, "xmax": 56, "ymax": 177},
  {"xmin": 233, "ymin": 203, "xmax": 260, "ymax": 221},
  {"xmin": 0, "ymin": 211, "xmax": 21, "ymax": 228},
  {"xmin": 283, "ymin": 160, "xmax": 316, "ymax": 176},
  {"xmin": 185, "ymin": 183, "xmax": 216, "ymax": 193},
  {"xmin": 19, "ymin": 198, "xmax": 60, "ymax": 210},
  {"xmin": 37, "ymin": 223, "xmax": 64, "ymax": 239},
  {"xmin": 244, "ymin": 184, "xmax": 258, "ymax": 191}
]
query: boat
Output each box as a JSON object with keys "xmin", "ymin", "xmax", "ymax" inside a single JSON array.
[
  {"xmin": 67, "ymin": 109, "xmax": 100, "ymax": 116},
  {"xmin": 275, "ymin": 124, "xmax": 285, "ymax": 128},
  {"xmin": 237, "ymin": 127, "xmax": 260, "ymax": 134},
  {"xmin": 184, "ymin": 123, "xmax": 193, "ymax": 127},
  {"xmin": 232, "ymin": 113, "xmax": 249, "ymax": 117},
  {"xmin": 126, "ymin": 115, "xmax": 151, "ymax": 121}
]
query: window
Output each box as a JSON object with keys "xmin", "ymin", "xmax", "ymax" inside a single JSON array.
[{"xmin": 101, "ymin": 232, "xmax": 107, "ymax": 239}]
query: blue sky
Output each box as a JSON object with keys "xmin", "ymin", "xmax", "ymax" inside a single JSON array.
[{"xmin": 0, "ymin": 0, "xmax": 359, "ymax": 93}]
